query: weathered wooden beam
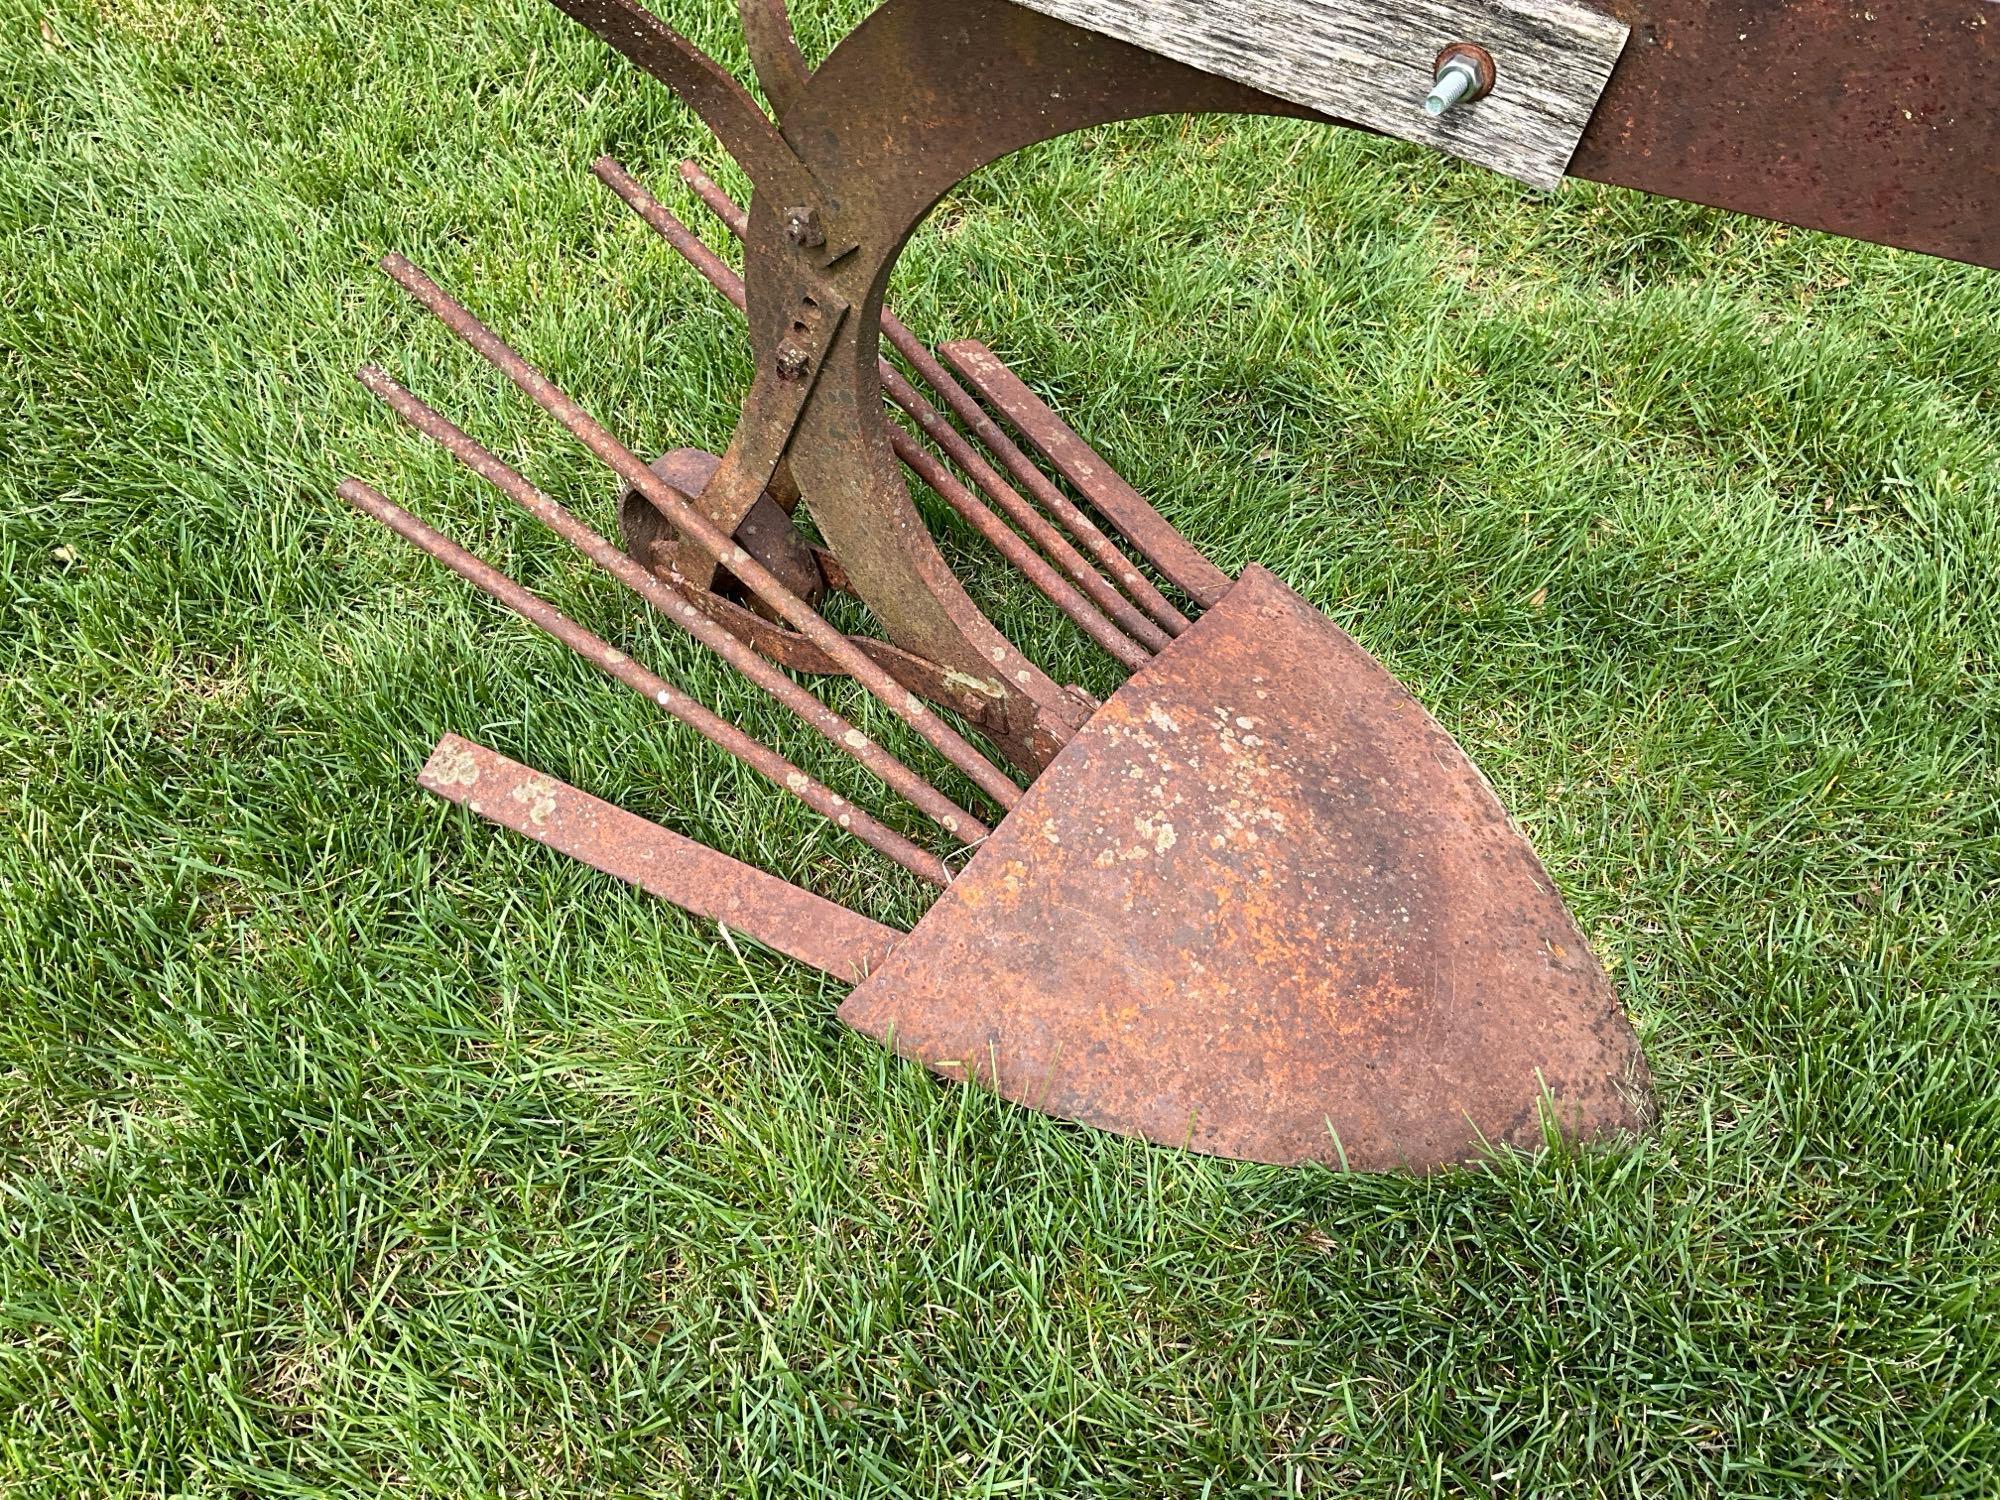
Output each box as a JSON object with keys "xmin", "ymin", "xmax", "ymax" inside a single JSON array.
[{"xmin": 1004, "ymin": 0, "xmax": 1629, "ymax": 189}]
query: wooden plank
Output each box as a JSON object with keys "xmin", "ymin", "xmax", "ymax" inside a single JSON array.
[
  {"xmin": 419, "ymin": 735, "xmax": 903, "ymax": 982},
  {"xmin": 1005, "ymin": 0, "xmax": 1628, "ymax": 190}
]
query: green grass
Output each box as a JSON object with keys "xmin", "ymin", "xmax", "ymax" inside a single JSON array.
[{"xmin": 4, "ymin": 0, "xmax": 1998, "ymax": 1492}]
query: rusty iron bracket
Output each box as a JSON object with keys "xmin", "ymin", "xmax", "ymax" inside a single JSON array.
[{"xmin": 678, "ymin": 290, "xmax": 849, "ymax": 595}]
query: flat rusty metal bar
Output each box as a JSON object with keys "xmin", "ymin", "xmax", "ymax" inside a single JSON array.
[
  {"xmin": 738, "ymin": 0, "xmax": 811, "ymax": 120},
  {"xmin": 545, "ymin": 0, "xmax": 825, "ymax": 226},
  {"xmin": 941, "ymin": 340, "xmax": 1236, "ymax": 611},
  {"xmin": 592, "ymin": 160, "xmax": 1153, "ymax": 671},
  {"xmin": 377, "ymin": 253, "xmax": 1025, "ymax": 815},
  {"xmin": 356, "ymin": 364, "xmax": 990, "ymax": 844},
  {"xmin": 669, "ymin": 158, "xmax": 1182, "ymax": 648},
  {"xmin": 420, "ymin": 734, "xmax": 902, "ymax": 982},
  {"xmin": 337, "ymin": 477, "xmax": 954, "ymax": 889}
]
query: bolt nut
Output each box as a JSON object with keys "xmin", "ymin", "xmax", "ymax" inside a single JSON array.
[
  {"xmin": 1425, "ymin": 42, "xmax": 1496, "ymax": 116},
  {"xmin": 783, "ymin": 206, "xmax": 826, "ymax": 249},
  {"xmin": 775, "ymin": 341, "xmax": 812, "ymax": 381}
]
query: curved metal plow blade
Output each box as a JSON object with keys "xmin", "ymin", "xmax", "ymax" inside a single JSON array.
[{"xmin": 840, "ymin": 566, "xmax": 1652, "ymax": 1171}]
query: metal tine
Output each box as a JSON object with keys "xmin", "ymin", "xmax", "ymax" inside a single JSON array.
[
  {"xmin": 900, "ymin": 365, "xmax": 1196, "ymax": 635},
  {"xmin": 879, "ymin": 351, "xmax": 1171, "ymax": 655},
  {"xmin": 335, "ymin": 478, "xmax": 955, "ymax": 889},
  {"xmin": 661, "ymin": 159, "xmax": 1178, "ymax": 652},
  {"xmin": 888, "ymin": 415, "xmax": 1151, "ymax": 671},
  {"xmin": 903, "ymin": 350, "xmax": 1192, "ymax": 635},
  {"xmin": 588, "ymin": 159, "xmax": 1154, "ymax": 673},
  {"xmin": 355, "ymin": 365, "xmax": 990, "ymax": 844},
  {"xmin": 877, "ymin": 362, "xmax": 1156, "ymax": 667},
  {"xmin": 941, "ymin": 339, "xmax": 1236, "ymax": 612},
  {"xmin": 879, "ymin": 309, "xmax": 1193, "ymax": 637},
  {"xmin": 376, "ymin": 252, "xmax": 1025, "ymax": 815}
]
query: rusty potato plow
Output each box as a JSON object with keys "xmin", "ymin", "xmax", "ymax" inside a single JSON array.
[{"xmin": 336, "ymin": 0, "xmax": 1994, "ymax": 1170}]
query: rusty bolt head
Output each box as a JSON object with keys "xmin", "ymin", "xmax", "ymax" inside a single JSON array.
[
  {"xmin": 775, "ymin": 341, "xmax": 812, "ymax": 381},
  {"xmin": 784, "ymin": 206, "xmax": 826, "ymax": 249}
]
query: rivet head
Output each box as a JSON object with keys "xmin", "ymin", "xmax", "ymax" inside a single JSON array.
[
  {"xmin": 783, "ymin": 206, "xmax": 826, "ymax": 248},
  {"xmin": 775, "ymin": 341, "xmax": 812, "ymax": 381}
]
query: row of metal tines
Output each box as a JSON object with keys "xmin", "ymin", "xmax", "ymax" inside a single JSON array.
[{"xmin": 339, "ymin": 158, "xmax": 1214, "ymax": 890}]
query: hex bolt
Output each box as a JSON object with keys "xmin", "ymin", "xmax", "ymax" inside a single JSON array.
[
  {"xmin": 775, "ymin": 341, "xmax": 812, "ymax": 381},
  {"xmin": 783, "ymin": 206, "xmax": 826, "ymax": 248},
  {"xmin": 1424, "ymin": 43, "xmax": 1495, "ymax": 117}
]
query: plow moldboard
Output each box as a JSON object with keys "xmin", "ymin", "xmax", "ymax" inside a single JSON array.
[{"xmin": 841, "ymin": 566, "xmax": 1652, "ymax": 1169}]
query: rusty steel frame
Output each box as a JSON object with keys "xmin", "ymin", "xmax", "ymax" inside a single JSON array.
[
  {"xmin": 680, "ymin": 0, "xmax": 1322, "ymax": 762},
  {"xmin": 1574, "ymin": 1, "xmax": 1996, "ymax": 271},
  {"xmin": 564, "ymin": 0, "xmax": 1997, "ymax": 782},
  {"xmin": 337, "ymin": 0, "xmax": 1994, "ymax": 1169}
]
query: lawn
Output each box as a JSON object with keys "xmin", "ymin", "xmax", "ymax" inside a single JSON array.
[{"xmin": 3, "ymin": 0, "xmax": 1998, "ymax": 1492}]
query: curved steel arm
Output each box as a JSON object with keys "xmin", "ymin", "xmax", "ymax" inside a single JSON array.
[
  {"xmin": 722, "ymin": 0, "xmax": 1321, "ymax": 746},
  {"xmin": 740, "ymin": 0, "xmax": 811, "ymax": 120},
  {"xmin": 548, "ymin": 0, "xmax": 820, "ymax": 210}
]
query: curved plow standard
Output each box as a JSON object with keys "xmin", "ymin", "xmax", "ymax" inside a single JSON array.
[{"xmin": 335, "ymin": 0, "xmax": 1992, "ymax": 1168}]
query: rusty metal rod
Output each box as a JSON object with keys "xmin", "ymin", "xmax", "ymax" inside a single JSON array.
[
  {"xmin": 879, "ymin": 367, "xmax": 1167, "ymax": 656},
  {"xmin": 356, "ymin": 365, "xmax": 990, "ymax": 844},
  {"xmin": 887, "ymin": 334, "xmax": 1191, "ymax": 636},
  {"xmin": 377, "ymin": 252, "xmax": 1024, "ymax": 814},
  {"xmin": 599, "ymin": 157, "xmax": 747, "ymax": 301},
  {"xmin": 662, "ymin": 159, "xmax": 1180, "ymax": 649},
  {"xmin": 675, "ymin": 158, "xmax": 1191, "ymax": 639},
  {"xmin": 893, "ymin": 336, "xmax": 1190, "ymax": 636},
  {"xmin": 591, "ymin": 160, "xmax": 1152, "ymax": 670},
  {"xmin": 335, "ymin": 478, "xmax": 954, "ymax": 889},
  {"xmin": 942, "ymin": 339, "xmax": 1235, "ymax": 611},
  {"xmin": 890, "ymin": 421, "xmax": 1151, "ymax": 671}
]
